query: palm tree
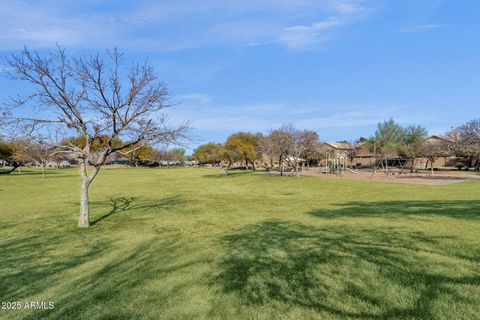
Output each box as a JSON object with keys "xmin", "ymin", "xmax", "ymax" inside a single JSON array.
[
  {"xmin": 366, "ymin": 119, "xmax": 404, "ymax": 172},
  {"xmin": 402, "ymin": 125, "xmax": 428, "ymax": 171}
]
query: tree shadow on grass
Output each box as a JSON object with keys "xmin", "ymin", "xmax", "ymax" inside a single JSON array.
[
  {"xmin": 215, "ymin": 220, "xmax": 480, "ymax": 319},
  {"xmin": 0, "ymin": 169, "xmax": 77, "ymax": 178},
  {"xmin": 202, "ymin": 170, "xmax": 254, "ymax": 179},
  {"xmin": 90, "ymin": 195, "xmax": 188, "ymax": 226},
  {"xmin": 18, "ymin": 237, "xmax": 212, "ymax": 320},
  {"xmin": 0, "ymin": 233, "xmax": 110, "ymax": 302},
  {"xmin": 309, "ymin": 200, "xmax": 480, "ymax": 220}
]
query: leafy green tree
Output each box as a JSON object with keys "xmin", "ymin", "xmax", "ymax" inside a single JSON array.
[
  {"xmin": 367, "ymin": 119, "xmax": 429, "ymax": 172},
  {"xmin": 401, "ymin": 125, "xmax": 428, "ymax": 171},
  {"xmin": 224, "ymin": 132, "xmax": 260, "ymax": 170},
  {"xmin": 372, "ymin": 119, "xmax": 404, "ymax": 154},
  {"xmin": 120, "ymin": 143, "xmax": 154, "ymax": 166},
  {"xmin": 192, "ymin": 143, "xmax": 225, "ymax": 166},
  {"xmin": 365, "ymin": 119, "xmax": 402, "ymax": 171},
  {"xmin": 0, "ymin": 139, "xmax": 32, "ymax": 174}
]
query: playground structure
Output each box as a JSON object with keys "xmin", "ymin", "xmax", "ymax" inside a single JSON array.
[{"xmin": 323, "ymin": 152, "xmax": 349, "ymax": 175}]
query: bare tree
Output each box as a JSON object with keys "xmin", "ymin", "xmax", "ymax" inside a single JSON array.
[
  {"xmin": 265, "ymin": 124, "xmax": 311, "ymax": 176},
  {"xmin": 14, "ymin": 138, "xmax": 54, "ymax": 177},
  {"xmin": 284, "ymin": 126, "xmax": 313, "ymax": 176},
  {"xmin": 50, "ymin": 151, "xmax": 69, "ymax": 170},
  {"xmin": 3, "ymin": 46, "xmax": 189, "ymax": 228},
  {"xmin": 282, "ymin": 125, "xmax": 302, "ymax": 176},
  {"xmin": 257, "ymin": 134, "xmax": 275, "ymax": 169},
  {"xmin": 420, "ymin": 140, "xmax": 451, "ymax": 175},
  {"xmin": 455, "ymin": 119, "xmax": 480, "ymax": 171},
  {"xmin": 266, "ymin": 127, "xmax": 292, "ymax": 176},
  {"xmin": 300, "ymin": 130, "xmax": 319, "ymax": 168}
]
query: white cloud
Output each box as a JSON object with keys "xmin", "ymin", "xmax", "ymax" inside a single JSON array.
[
  {"xmin": 0, "ymin": 0, "xmax": 375, "ymax": 51},
  {"xmin": 279, "ymin": 0, "xmax": 370, "ymax": 49},
  {"xmin": 176, "ymin": 93, "xmax": 213, "ymax": 104},
  {"xmin": 0, "ymin": 1, "xmax": 117, "ymax": 49},
  {"xmin": 399, "ymin": 24, "xmax": 443, "ymax": 33},
  {"xmin": 280, "ymin": 18, "xmax": 343, "ymax": 49}
]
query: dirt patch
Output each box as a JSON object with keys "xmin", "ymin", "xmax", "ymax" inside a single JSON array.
[{"xmin": 300, "ymin": 168, "xmax": 480, "ymax": 185}]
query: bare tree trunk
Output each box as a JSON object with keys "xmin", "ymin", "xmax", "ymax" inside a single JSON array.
[
  {"xmin": 0, "ymin": 163, "xmax": 20, "ymax": 175},
  {"xmin": 77, "ymin": 159, "xmax": 101, "ymax": 228},
  {"xmin": 224, "ymin": 161, "xmax": 232, "ymax": 176},
  {"xmin": 78, "ymin": 160, "xmax": 91, "ymax": 228},
  {"xmin": 279, "ymin": 155, "xmax": 284, "ymax": 176},
  {"xmin": 41, "ymin": 165, "xmax": 46, "ymax": 178}
]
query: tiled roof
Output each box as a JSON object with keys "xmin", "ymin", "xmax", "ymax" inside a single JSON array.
[{"xmin": 323, "ymin": 142, "xmax": 353, "ymax": 150}]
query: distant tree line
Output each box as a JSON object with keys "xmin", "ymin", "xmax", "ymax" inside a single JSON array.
[
  {"xmin": 0, "ymin": 136, "xmax": 191, "ymax": 175},
  {"xmin": 191, "ymin": 118, "xmax": 480, "ymax": 175},
  {"xmin": 192, "ymin": 124, "xmax": 320, "ymax": 176}
]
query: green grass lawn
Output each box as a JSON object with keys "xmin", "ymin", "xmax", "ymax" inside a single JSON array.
[{"xmin": 1, "ymin": 167, "xmax": 479, "ymax": 320}]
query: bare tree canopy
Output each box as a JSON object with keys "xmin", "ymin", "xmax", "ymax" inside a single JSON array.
[
  {"xmin": 2, "ymin": 46, "xmax": 189, "ymax": 227},
  {"xmin": 261, "ymin": 124, "xmax": 313, "ymax": 176},
  {"xmin": 455, "ymin": 119, "xmax": 480, "ymax": 170},
  {"xmin": 14, "ymin": 138, "xmax": 54, "ymax": 177}
]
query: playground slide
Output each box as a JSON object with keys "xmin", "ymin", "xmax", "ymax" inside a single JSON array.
[{"xmin": 346, "ymin": 168, "xmax": 359, "ymax": 174}]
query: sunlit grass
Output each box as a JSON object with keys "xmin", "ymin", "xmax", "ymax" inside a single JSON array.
[{"xmin": 1, "ymin": 167, "xmax": 479, "ymax": 319}]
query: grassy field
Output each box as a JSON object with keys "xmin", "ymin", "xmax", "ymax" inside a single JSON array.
[{"xmin": 0, "ymin": 167, "xmax": 479, "ymax": 320}]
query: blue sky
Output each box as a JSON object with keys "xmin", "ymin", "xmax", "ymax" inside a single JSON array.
[{"xmin": 1, "ymin": 0, "xmax": 479, "ymax": 151}]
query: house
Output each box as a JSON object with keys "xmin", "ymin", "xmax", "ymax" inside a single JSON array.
[
  {"xmin": 319, "ymin": 142, "xmax": 353, "ymax": 157},
  {"xmin": 352, "ymin": 135, "xmax": 457, "ymax": 169}
]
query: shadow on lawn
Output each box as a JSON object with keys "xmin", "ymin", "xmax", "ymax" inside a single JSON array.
[
  {"xmin": 202, "ymin": 170, "xmax": 254, "ymax": 179},
  {"xmin": 17, "ymin": 237, "xmax": 210, "ymax": 320},
  {"xmin": 215, "ymin": 219, "xmax": 480, "ymax": 319},
  {"xmin": 309, "ymin": 200, "xmax": 480, "ymax": 220},
  {"xmin": 90, "ymin": 195, "xmax": 188, "ymax": 225},
  {"xmin": 0, "ymin": 169, "xmax": 77, "ymax": 178},
  {"xmin": 0, "ymin": 198, "xmax": 199, "ymax": 319},
  {"xmin": 0, "ymin": 233, "xmax": 109, "ymax": 302}
]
